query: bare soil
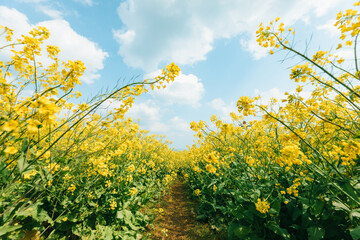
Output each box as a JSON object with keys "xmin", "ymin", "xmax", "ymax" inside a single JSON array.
[{"xmin": 144, "ymin": 180, "xmax": 226, "ymax": 240}]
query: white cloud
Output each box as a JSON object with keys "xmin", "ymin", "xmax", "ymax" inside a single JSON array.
[
  {"xmin": 125, "ymin": 100, "xmax": 192, "ymax": 148},
  {"xmin": 114, "ymin": 30, "xmax": 135, "ymax": 45},
  {"xmin": 38, "ymin": 20, "xmax": 109, "ymax": 83},
  {"xmin": 16, "ymin": 0, "xmax": 47, "ymax": 3},
  {"xmin": 254, "ymin": 88, "xmax": 284, "ymax": 105},
  {"xmin": 209, "ymin": 88, "xmax": 312, "ymax": 123},
  {"xmin": 0, "ymin": 6, "xmax": 108, "ymax": 84},
  {"xmin": 0, "ymin": 6, "xmax": 32, "ymax": 34},
  {"xmin": 317, "ymin": 20, "xmax": 340, "ymax": 37},
  {"xmin": 254, "ymin": 87, "xmax": 312, "ymax": 105},
  {"xmin": 146, "ymin": 71, "xmax": 205, "ymax": 107},
  {"xmin": 73, "ymin": 0, "xmax": 93, "ymax": 6},
  {"xmin": 38, "ymin": 5, "xmax": 63, "ymax": 19},
  {"xmin": 169, "ymin": 116, "xmax": 191, "ymax": 133},
  {"xmin": 126, "ymin": 100, "xmax": 161, "ymax": 126},
  {"xmin": 126, "ymin": 100, "xmax": 190, "ymax": 133},
  {"xmin": 15, "ymin": 0, "xmax": 64, "ymax": 19},
  {"xmin": 209, "ymin": 98, "xmax": 237, "ymax": 122},
  {"xmin": 113, "ymin": 0, "xmax": 343, "ymax": 70},
  {"xmin": 336, "ymin": 48, "xmax": 355, "ymax": 62}
]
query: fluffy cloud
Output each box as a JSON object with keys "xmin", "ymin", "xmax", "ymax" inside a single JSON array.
[
  {"xmin": 169, "ymin": 116, "xmax": 191, "ymax": 133},
  {"xmin": 209, "ymin": 98, "xmax": 237, "ymax": 122},
  {"xmin": 145, "ymin": 71, "xmax": 205, "ymax": 107},
  {"xmin": 125, "ymin": 100, "xmax": 192, "ymax": 148},
  {"xmin": 39, "ymin": 20, "xmax": 109, "ymax": 83},
  {"xmin": 317, "ymin": 20, "xmax": 340, "ymax": 37},
  {"xmin": 254, "ymin": 88, "xmax": 284, "ymax": 105},
  {"xmin": 254, "ymin": 87, "xmax": 312, "ymax": 106},
  {"xmin": 16, "ymin": 0, "xmax": 47, "ymax": 3},
  {"xmin": 209, "ymin": 87, "xmax": 313, "ymax": 122},
  {"xmin": 113, "ymin": 0, "xmax": 343, "ymax": 70},
  {"xmin": 73, "ymin": 0, "xmax": 93, "ymax": 6},
  {"xmin": 15, "ymin": 0, "xmax": 63, "ymax": 19},
  {"xmin": 126, "ymin": 100, "xmax": 161, "ymax": 128},
  {"xmin": 0, "ymin": 6, "xmax": 108, "ymax": 84},
  {"xmin": 125, "ymin": 100, "xmax": 192, "ymax": 133},
  {"xmin": 37, "ymin": 5, "xmax": 63, "ymax": 19}
]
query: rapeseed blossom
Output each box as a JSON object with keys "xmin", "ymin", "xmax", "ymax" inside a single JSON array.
[
  {"xmin": 255, "ymin": 198, "xmax": 270, "ymax": 214},
  {"xmin": 194, "ymin": 189, "xmax": 201, "ymax": 196}
]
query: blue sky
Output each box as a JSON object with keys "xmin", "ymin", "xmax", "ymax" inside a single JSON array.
[{"xmin": 0, "ymin": 0, "xmax": 355, "ymax": 149}]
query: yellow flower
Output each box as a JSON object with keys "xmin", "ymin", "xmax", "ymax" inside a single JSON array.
[
  {"xmin": 62, "ymin": 217, "xmax": 68, "ymax": 222},
  {"xmin": 23, "ymin": 169, "xmax": 38, "ymax": 180},
  {"xmin": 246, "ymin": 156, "xmax": 256, "ymax": 166},
  {"xmin": 26, "ymin": 119, "xmax": 41, "ymax": 135},
  {"xmin": 75, "ymin": 91, "xmax": 82, "ymax": 98},
  {"xmin": 194, "ymin": 189, "xmax": 201, "ymax": 196},
  {"xmin": 105, "ymin": 180, "xmax": 111, "ymax": 188},
  {"xmin": 255, "ymin": 198, "xmax": 270, "ymax": 214},
  {"xmin": 129, "ymin": 187, "xmax": 137, "ymax": 195},
  {"xmin": 2, "ymin": 120, "xmax": 19, "ymax": 132},
  {"xmin": 4, "ymin": 146, "xmax": 18, "ymax": 155},
  {"xmin": 205, "ymin": 164, "xmax": 216, "ymax": 173},
  {"xmin": 67, "ymin": 184, "xmax": 76, "ymax": 193},
  {"xmin": 127, "ymin": 164, "xmax": 135, "ymax": 172},
  {"xmin": 345, "ymin": 40, "xmax": 353, "ymax": 46},
  {"xmin": 109, "ymin": 200, "xmax": 117, "ymax": 210}
]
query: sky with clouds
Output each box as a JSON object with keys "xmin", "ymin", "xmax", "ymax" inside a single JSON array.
[{"xmin": 0, "ymin": 0, "xmax": 355, "ymax": 149}]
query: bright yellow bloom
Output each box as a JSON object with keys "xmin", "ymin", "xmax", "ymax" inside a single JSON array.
[
  {"xmin": 205, "ymin": 164, "xmax": 216, "ymax": 173},
  {"xmin": 255, "ymin": 198, "xmax": 270, "ymax": 214},
  {"xmin": 67, "ymin": 184, "xmax": 76, "ymax": 193},
  {"xmin": 109, "ymin": 200, "xmax": 117, "ymax": 210},
  {"xmin": 194, "ymin": 189, "xmax": 201, "ymax": 196},
  {"xmin": 129, "ymin": 187, "xmax": 137, "ymax": 195},
  {"xmin": 2, "ymin": 120, "xmax": 19, "ymax": 132},
  {"xmin": 23, "ymin": 169, "xmax": 38, "ymax": 180},
  {"xmin": 127, "ymin": 164, "xmax": 135, "ymax": 172},
  {"xmin": 4, "ymin": 146, "xmax": 18, "ymax": 155}
]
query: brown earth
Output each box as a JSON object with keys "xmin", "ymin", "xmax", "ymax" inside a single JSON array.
[{"xmin": 144, "ymin": 180, "xmax": 226, "ymax": 240}]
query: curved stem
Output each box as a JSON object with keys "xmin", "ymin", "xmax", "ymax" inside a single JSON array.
[{"xmin": 354, "ymin": 32, "xmax": 359, "ymax": 74}]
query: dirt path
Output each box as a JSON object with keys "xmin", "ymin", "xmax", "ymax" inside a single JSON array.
[{"xmin": 145, "ymin": 180, "xmax": 221, "ymax": 240}]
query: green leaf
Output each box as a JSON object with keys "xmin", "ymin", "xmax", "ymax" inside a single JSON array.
[
  {"xmin": 313, "ymin": 199, "xmax": 325, "ymax": 216},
  {"xmin": 265, "ymin": 222, "xmax": 290, "ymax": 239},
  {"xmin": 228, "ymin": 221, "xmax": 251, "ymax": 239},
  {"xmin": 350, "ymin": 226, "xmax": 360, "ymax": 240},
  {"xmin": 0, "ymin": 224, "xmax": 22, "ymax": 236},
  {"xmin": 16, "ymin": 203, "xmax": 53, "ymax": 224},
  {"xmin": 17, "ymin": 153, "xmax": 27, "ymax": 174},
  {"xmin": 350, "ymin": 209, "xmax": 360, "ymax": 221},
  {"xmin": 96, "ymin": 225, "xmax": 113, "ymax": 240},
  {"xmin": 332, "ymin": 200, "xmax": 350, "ymax": 212},
  {"xmin": 272, "ymin": 198, "xmax": 281, "ymax": 212},
  {"xmin": 307, "ymin": 226, "xmax": 325, "ymax": 240},
  {"xmin": 291, "ymin": 207, "xmax": 302, "ymax": 221},
  {"xmin": 332, "ymin": 181, "xmax": 360, "ymax": 205}
]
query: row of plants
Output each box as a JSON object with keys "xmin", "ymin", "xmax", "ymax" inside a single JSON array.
[
  {"xmin": 0, "ymin": 25, "xmax": 181, "ymax": 239},
  {"xmin": 181, "ymin": 2, "xmax": 360, "ymax": 239}
]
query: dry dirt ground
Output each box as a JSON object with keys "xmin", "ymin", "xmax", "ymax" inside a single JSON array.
[{"xmin": 144, "ymin": 180, "xmax": 226, "ymax": 240}]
